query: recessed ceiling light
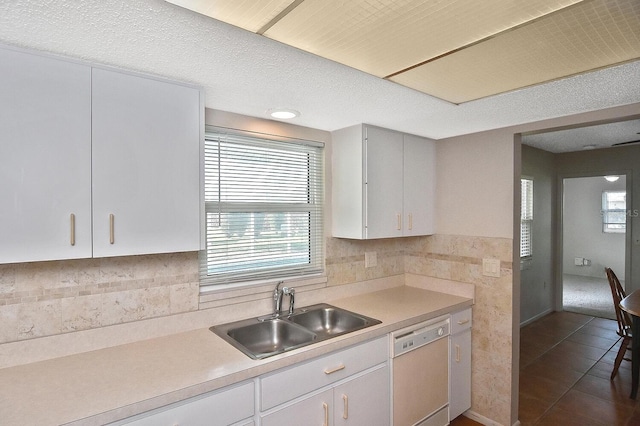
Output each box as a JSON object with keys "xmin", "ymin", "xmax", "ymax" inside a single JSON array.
[
  {"xmin": 582, "ymin": 144, "xmax": 596, "ymax": 150},
  {"xmin": 604, "ymin": 175, "xmax": 620, "ymax": 182},
  {"xmin": 268, "ymin": 109, "xmax": 300, "ymax": 119}
]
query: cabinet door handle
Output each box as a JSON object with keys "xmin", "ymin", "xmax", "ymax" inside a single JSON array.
[
  {"xmin": 396, "ymin": 213, "xmax": 402, "ymax": 230},
  {"xmin": 109, "ymin": 214, "xmax": 115, "ymax": 244},
  {"xmin": 342, "ymin": 394, "xmax": 348, "ymax": 419},
  {"xmin": 324, "ymin": 364, "xmax": 345, "ymax": 375},
  {"xmin": 70, "ymin": 213, "xmax": 76, "ymax": 246},
  {"xmin": 408, "ymin": 213, "xmax": 413, "ymax": 230},
  {"xmin": 457, "ymin": 319, "xmax": 470, "ymax": 325},
  {"xmin": 323, "ymin": 402, "xmax": 329, "ymax": 426},
  {"xmin": 455, "ymin": 344, "xmax": 461, "ymax": 363}
]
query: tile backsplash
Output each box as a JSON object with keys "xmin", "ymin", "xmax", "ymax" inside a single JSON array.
[{"xmin": 0, "ymin": 253, "xmax": 199, "ymax": 343}]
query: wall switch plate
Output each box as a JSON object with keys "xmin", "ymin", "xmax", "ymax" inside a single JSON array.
[
  {"xmin": 574, "ymin": 257, "xmax": 584, "ymax": 266},
  {"xmin": 482, "ymin": 258, "xmax": 500, "ymax": 277},
  {"xmin": 365, "ymin": 252, "xmax": 377, "ymax": 268}
]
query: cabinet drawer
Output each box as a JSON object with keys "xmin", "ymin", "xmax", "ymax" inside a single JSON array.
[
  {"xmin": 113, "ymin": 381, "xmax": 254, "ymax": 426},
  {"xmin": 450, "ymin": 308, "xmax": 472, "ymax": 334},
  {"xmin": 260, "ymin": 335, "xmax": 388, "ymax": 410}
]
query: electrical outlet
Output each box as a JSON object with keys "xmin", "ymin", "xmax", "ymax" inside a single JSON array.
[{"xmin": 365, "ymin": 252, "xmax": 377, "ymax": 268}]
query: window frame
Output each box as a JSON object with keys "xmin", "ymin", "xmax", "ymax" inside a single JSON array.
[{"xmin": 200, "ymin": 127, "xmax": 325, "ymax": 290}]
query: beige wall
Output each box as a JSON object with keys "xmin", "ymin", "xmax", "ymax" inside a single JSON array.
[{"xmin": 437, "ymin": 129, "xmax": 515, "ymax": 238}]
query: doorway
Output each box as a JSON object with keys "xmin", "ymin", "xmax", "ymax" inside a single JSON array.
[{"xmin": 561, "ymin": 175, "xmax": 626, "ymax": 319}]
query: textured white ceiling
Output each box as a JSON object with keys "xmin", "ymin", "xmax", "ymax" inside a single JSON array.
[
  {"xmin": 522, "ymin": 119, "xmax": 640, "ymax": 153},
  {"xmin": 0, "ymin": 0, "xmax": 639, "ymax": 147}
]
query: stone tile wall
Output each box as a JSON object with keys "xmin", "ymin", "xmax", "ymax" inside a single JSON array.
[{"xmin": 0, "ymin": 253, "xmax": 199, "ymax": 343}]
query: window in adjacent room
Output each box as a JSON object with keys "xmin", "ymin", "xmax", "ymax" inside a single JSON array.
[
  {"xmin": 602, "ymin": 190, "xmax": 626, "ymax": 233},
  {"xmin": 520, "ymin": 178, "xmax": 533, "ymax": 258},
  {"xmin": 200, "ymin": 128, "xmax": 324, "ymax": 289}
]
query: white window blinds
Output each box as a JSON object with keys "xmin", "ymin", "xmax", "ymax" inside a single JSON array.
[
  {"xmin": 201, "ymin": 129, "xmax": 324, "ymax": 287},
  {"xmin": 520, "ymin": 178, "xmax": 533, "ymax": 258},
  {"xmin": 602, "ymin": 191, "xmax": 626, "ymax": 233}
]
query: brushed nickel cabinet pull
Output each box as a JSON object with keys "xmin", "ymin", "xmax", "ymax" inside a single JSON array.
[
  {"xmin": 455, "ymin": 344, "xmax": 461, "ymax": 363},
  {"xmin": 396, "ymin": 213, "xmax": 402, "ymax": 230},
  {"xmin": 457, "ymin": 319, "xmax": 470, "ymax": 325},
  {"xmin": 70, "ymin": 213, "xmax": 76, "ymax": 246},
  {"xmin": 324, "ymin": 364, "xmax": 346, "ymax": 375},
  {"xmin": 323, "ymin": 402, "xmax": 328, "ymax": 426},
  {"xmin": 342, "ymin": 394, "xmax": 349, "ymax": 419},
  {"xmin": 408, "ymin": 213, "xmax": 413, "ymax": 230},
  {"xmin": 109, "ymin": 214, "xmax": 115, "ymax": 244}
]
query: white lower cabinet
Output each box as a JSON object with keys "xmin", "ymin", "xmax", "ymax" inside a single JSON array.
[
  {"xmin": 261, "ymin": 365, "xmax": 389, "ymax": 426},
  {"xmin": 449, "ymin": 308, "xmax": 472, "ymax": 419},
  {"xmin": 260, "ymin": 336, "xmax": 390, "ymax": 426},
  {"xmin": 109, "ymin": 381, "xmax": 254, "ymax": 426}
]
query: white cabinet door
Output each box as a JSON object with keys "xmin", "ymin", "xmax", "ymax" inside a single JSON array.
[
  {"xmin": 403, "ymin": 134, "xmax": 435, "ymax": 236},
  {"xmin": 449, "ymin": 328, "xmax": 472, "ymax": 419},
  {"xmin": 332, "ymin": 124, "xmax": 435, "ymax": 239},
  {"xmin": 261, "ymin": 389, "xmax": 333, "ymax": 426},
  {"xmin": 91, "ymin": 68, "xmax": 201, "ymax": 257},
  {"xmin": 365, "ymin": 126, "xmax": 404, "ymax": 239},
  {"xmin": 334, "ymin": 364, "xmax": 390, "ymax": 426},
  {"xmin": 0, "ymin": 47, "xmax": 92, "ymax": 264}
]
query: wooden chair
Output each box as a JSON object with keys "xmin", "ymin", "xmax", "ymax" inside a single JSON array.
[{"xmin": 606, "ymin": 267, "xmax": 632, "ymax": 380}]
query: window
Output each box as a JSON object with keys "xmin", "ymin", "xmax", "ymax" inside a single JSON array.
[
  {"xmin": 602, "ymin": 191, "xmax": 626, "ymax": 233},
  {"xmin": 520, "ymin": 178, "xmax": 533, "ymax": 258},
  {"xmin": 200, "ymin": 129, "xmax": 324, "ymax": 288}
]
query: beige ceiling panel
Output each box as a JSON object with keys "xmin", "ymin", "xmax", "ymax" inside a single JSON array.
[
  {"xmin": 263, "ymin": 0, "xmax": 586, "ymax": 78},
  {"xmin": 165, "ymin": 0, "xmax": 297, "ymax": 32},
  {"xmin": 390, "ymin": 0, "xmax": 640, "ymax": 103}
]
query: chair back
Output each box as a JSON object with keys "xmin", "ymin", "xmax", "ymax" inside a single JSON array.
[{"xmin": 606, "ymin": 267, "xmax": 632, "ymax": 338}]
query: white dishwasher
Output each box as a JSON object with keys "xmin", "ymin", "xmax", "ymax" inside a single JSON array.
[{"xmin": 391, "ymin": 315, "xmax": 450, "ymax": 426}]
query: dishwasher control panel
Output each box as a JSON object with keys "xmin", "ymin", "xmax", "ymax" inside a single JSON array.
[{"xmin": 391, "ymin": 316, "xmax": 450, "ymax": 357}]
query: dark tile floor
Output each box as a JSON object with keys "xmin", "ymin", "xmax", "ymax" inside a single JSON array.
[{"xmin": 519, "ymin": 311, "xmax": 640, "ymax": 426}]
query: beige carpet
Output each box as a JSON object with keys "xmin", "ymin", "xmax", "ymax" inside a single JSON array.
[{"xmin": 562, "ymin": 274, "xmax": 617, "ymax": 320}]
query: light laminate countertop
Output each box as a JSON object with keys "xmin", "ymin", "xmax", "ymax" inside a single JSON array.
[{"xmin": 0, "ymin": 286, "xmax": 472, "ymax": 426}]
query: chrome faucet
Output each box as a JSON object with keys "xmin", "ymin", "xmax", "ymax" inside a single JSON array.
[
  {"xmin": 274, "ymin": 281, "xmax": 284, "ymax": 315},
  {"xmin": 273, "ymin": 281, "xmax": 295, "ymax": 317}
]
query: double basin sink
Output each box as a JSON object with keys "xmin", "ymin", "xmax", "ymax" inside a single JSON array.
[{"xmin": 210, "ymin": 303, "xmax": 381, "ymax": 359}]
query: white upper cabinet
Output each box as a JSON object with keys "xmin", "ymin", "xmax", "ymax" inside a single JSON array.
[
  {"xmin": 0, "ymin": 47, "xmax": 93, "ymax": 263},
  {"xmin": 0, "ymin": 45, "xmax": 202, "ymax": 264},
  {"xmin": 332, "ymin": 124, "xmax": 435, "ymax": 239},
  {"xmin": 91, "ymin": 68, "xmax": 201, "ymax": 257},
  {"xmin": 403, "ymin": 133, "xmax": 436, "ymax": 236}
]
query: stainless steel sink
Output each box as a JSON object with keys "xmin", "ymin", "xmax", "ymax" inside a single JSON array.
[
  {"xmin": 289, "ymin": 304, "xmax": 378, "ymax": 338},
  {"xmin": 210, "ymin": 303, "xmax": 380, "ymax": 359},
  {"xmin": 229, "ymin": 319, "xmax": 317, "ymax": 358}
]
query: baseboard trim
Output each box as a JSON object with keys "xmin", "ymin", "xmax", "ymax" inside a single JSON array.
[
  {"xmin": 461, "ymin": 409, "xmax": 520, "ymax": 426},
  {"xmin": 520, "ymin": 308, "xmax": 553, "ymax": 327}
]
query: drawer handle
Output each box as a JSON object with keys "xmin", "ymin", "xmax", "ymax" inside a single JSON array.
[
  {"xmin": 323, "ymin": 402, "xmax": 328, "ymax": 426},
  {"xmin": 324, "ymin": 364, "xmax": 346, "ymax": 375},
  {"xmin": 70, "ymin": 213, "xmax": 76, "ymax": 246},
  {"xmin": 455, "ymin": 344, "xmax": 461, "ymax": 363},
  {"xmin": 109, "ymin": 214, "xmax": 115, "ymax": 244},
  {"xmin": 343, "ymin": 394, "xmax": 349, "ymax": 419},
  {"xmin": 457, "ymin": 319, "xmax": 470, "ymax": 325}
]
